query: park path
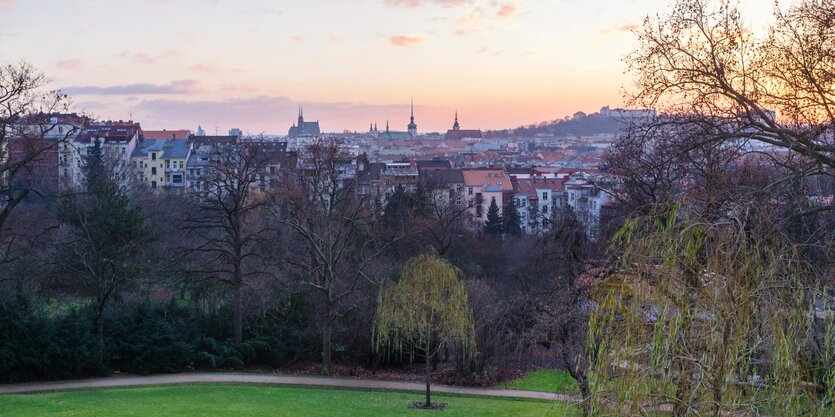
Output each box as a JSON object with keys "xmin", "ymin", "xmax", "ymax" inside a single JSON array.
[{"xmin": 0, "ymin": 373, "xmax": 579, "ymax": 402}]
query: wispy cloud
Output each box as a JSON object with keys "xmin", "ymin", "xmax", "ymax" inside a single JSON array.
[
  {"xmin": 390, "ymin": 35, "xmax": 424, "ymax": 47},
  {"xmin": 0, "ymin": 0, "xmax": 13, "ymax": 12},
  {"xmin": 496, "ymin": 3, "xmax": 517, "ymax": 18},
  {"xmin": 62, "ymin": 80, "xmax": 202, "ymax": 96},
  {"xmin": 290, "ymin": 35, "xmax": 305, "ymax": 42},
  {"xmin": 600, "ymin": 22, "xmax": 639, "ymax": 35},
  {"xmin": 384, "ymin": 0, "xmax": 466, "ymax": 7},
  {"xmin": 116, "ymin": 50, "xmax": 181, "ymax": 64},
  {"xmin": 56, "ymin": 59, "xmax": 83, "ymax": 70}
]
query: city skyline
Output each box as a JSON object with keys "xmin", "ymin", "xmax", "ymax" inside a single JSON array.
[{"xmin": 0, "ymin": 0, "xmax": 776, "ymax": 133}]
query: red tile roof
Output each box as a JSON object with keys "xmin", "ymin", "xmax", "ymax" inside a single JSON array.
[{"xmin": 143, "ymin": 129, "xmax": 191, "ymax": 140}]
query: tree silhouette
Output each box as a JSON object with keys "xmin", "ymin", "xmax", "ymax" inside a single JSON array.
[
  {"xmin": 483, "ymin": 197, "xmax": 503, "ymax": 235},
  {"xmin": 503, "ymin": 197, "xmax": 522, "ymax": 236}
]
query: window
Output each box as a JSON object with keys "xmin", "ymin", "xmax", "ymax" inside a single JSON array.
[
  {"xmin": 543, "ymin": 192, "xmax": 548, "ymax": 200},
  {"xmin": 166, "ymin": 160, "xmax": 170, "ymax": 168},
  {"xmin": 151, "ymin": 153, "xmax": 157, "ymax": 161},
  {"xmin": 455, "ymin": 197, "xmax": 461, "ymax": 206},
  {"xmin": 151, "ymin": 181, "xmax": 157, "ymax": 189},
  {"xmin": 468, "ymin": 187, "xmax": 473, "ymax": 195},
  {"xmin": 151, "ymin": 167, "xmax": 157, "ymax": 175},
  {"xmin": 179, "ymin": 161, "xmax": 183, "ymax": 169},
  {"xmin": 172, "ymin": 174, "xmax": 183, "ymax": 184},
  {"xmin": 455, "ymin": 184, "xmax": 461, "ymax": 193}
]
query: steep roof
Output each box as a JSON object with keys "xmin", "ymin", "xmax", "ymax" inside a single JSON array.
[
  {"xmin": 444, "ymin": 129, "xmax": 482, "ymax": 141},
  {"xmin": 421, "ymin": 168, "xmax": 464, "ymax": 186},
  {"xmin": 512, "ymin": 177, "xmax": 566, "ymax": 195},
  {"xmin": 143, "ymin": 129, "xmax": 191, "ymax": 140},
  {"xmin": 75, "ymin": 121, "xmax": 141, "ymax": 144},
  {"xmin": 462, "ymin": 169, "xmax": 513, "ymax": 191}
]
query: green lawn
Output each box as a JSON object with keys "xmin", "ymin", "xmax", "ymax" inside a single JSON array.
[
  {"xmin": 0, "ymin": 384, "xmax": 577, "ymax": 417},
  {"xmin": 501, "ymin": 370, "xmax": 580, "ymax": 394}
]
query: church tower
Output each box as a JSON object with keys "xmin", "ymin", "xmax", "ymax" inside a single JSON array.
[
  {"xmin": 407, "ymin": 98, "xmax": 418, "ymax": 136},
  {"xmin": 452, "ymin": 110, "xmax": 460, "ymax": 131}
]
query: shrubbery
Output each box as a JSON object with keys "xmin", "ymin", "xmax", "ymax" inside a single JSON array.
[{"xmin": 0, "ymin": 293, "xmax": 318, "ymax": 383}]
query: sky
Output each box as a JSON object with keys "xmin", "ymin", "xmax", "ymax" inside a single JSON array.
[{"xmin": 0, "ymin": 0, "xmax": 778, "ymax": 134}]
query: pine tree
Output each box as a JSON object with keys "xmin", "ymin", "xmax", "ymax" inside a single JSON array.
[
  {"xmin": 503, "ymin": 196, "xmax": 523, "ymax": 236},
  {"xmin": 483, "ymin": 197, "xmax": 503, "ymax": 235},
  {"xmin": 58, "ymin": 138, "xmax": 152, "ymax": 364}
]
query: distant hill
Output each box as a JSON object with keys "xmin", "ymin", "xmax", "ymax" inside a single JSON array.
[{"xmin": 510, "ymin": 107, "xmax": 655, "ymax": 138}]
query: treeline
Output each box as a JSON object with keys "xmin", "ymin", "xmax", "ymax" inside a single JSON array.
[{"xmin": 0, "ymin": 130, "xmax": 597, "ymax": 385}]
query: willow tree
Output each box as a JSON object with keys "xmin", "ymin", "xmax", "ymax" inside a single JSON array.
[
  {"xmin": 374, "ymin": 253, "xmax": 476, "ymax": 408},
  {"xmin": 587, "ymin": 205, "xmax": 834, "ymax": 417}
]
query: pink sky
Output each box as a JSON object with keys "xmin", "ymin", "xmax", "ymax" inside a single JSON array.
[{"xmin": 0, "ymin": 0, "xmax": 777, "ymax": 134}]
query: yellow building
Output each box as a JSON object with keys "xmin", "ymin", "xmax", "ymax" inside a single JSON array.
[{"xmin": 131, "ymin": 139, "xmax": 190, "ymax": 191}]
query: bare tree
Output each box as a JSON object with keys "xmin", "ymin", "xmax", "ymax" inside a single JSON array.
[
  {"xmin": 273, "ymin": 139, "xmax": 395, "ymax": 375},
  {"xmin": 180, "ymin": 139, "xmax": 277, "ymax": 345},
  {"xmin": 626, "ymin": 0, "xmax": 835, "ymax": 193},
  {"xmin": 1, "ymin": 62, "xmax": 77, "ymax": 236}
]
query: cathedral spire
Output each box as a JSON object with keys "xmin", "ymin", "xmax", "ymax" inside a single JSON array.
[
  {"xmin": 407, "ymin": 97, "xmax": 418, "ymax": 136},
  {"xmin": 453, "ymin": 110, "xmax": 460, "ymax": 131}
]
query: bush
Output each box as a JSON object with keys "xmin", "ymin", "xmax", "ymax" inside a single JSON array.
[
  {"xmin": 0, "ymin": 291, "xmax": 319, "ymax": 382},
  {"xmin": 0, "ymin": 295, "xmax": 107, "ymax": 383}
]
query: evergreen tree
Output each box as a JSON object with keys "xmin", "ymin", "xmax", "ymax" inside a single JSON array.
[
  {"xmin": 57, "ymin": 138, "xmax": 152, "ymax": 364},
  {"xmin": 503, "ymin": 197, "xmax": 523, "ymax": 236},
  {"xmin": 382, "ymin": 184, "xmax": 422, "ymax": 229},
  {"xmin": 483, "ymin": 197, "xmax": 503, "ymax": 235}
]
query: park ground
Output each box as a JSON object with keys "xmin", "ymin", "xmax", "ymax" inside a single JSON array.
[
  {"xmin": 0, "ymin": 370, "xmax": 579, "ymax": 417},
  {"xmin": 0, "ymin": 384, "xmax": 576, "ymax": 417}
]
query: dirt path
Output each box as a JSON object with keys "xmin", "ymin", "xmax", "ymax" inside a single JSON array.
[{"xmin": 0, "ymin": 373, "xmax": 580, "ymax": 402}]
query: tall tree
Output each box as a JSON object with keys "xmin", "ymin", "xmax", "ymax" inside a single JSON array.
[
  {"xmin": 374, "ymin": 253, "xmax": 476, "ymax": 408},
  {"xmin": 181, "ymin": 139, "xmax": 276, "ymax": 345},
  {"xmin": 502, "ymin": 197, "xmax": 522, "ymax": 236},
  {"xmin": 626, "ymin": 0, "xmax": 835, "ymax": 210},
  {"xmin": 274, "ymin": 139, "xmax": 396, "ymax": 375},
  {"xmin": 1, "ymin": 63, "xmax": 76, "ymax": 238},
  {"xmin": 483, "ymin": 197, "xmax": 503, "ymax": 235},
  {"xmin": 57, "ymin": 138, "xmax": 152, "ymax": 361}
]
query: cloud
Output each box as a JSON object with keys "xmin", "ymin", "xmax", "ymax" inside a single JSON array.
[
  {"xmin": 384, "ymin": 0, "xmax": 466, "ymax": 7},
  {"xmin": 390, "ymin": 35, "xmax": 424, "ymax": 47},
  {"xmin": 496, "ymin": 3, "xmax": 517, "ymax": 18},
  {"xmin": 116, "ymin": 50, "xmax": 181, "ymax": 64},
  {"xmin": 62, "ymin": 80, "xmax": 202, "ymax": 96},
  {"xmin": 188, "ymin": 63, "xmax": 216, "ymax": 72},
  {"xmin": 600, "ymin": 23, "xmax": 639, "ymax": 35},
  {"xmin": 56, "ymin": 59, "xmax": 83, "ymax": 70},
  {"xmin": 290, "ymin": 35, "xmax": 305, "ymax": 42},
  {"xmin": 0, "ymin": 0, "xmax": 13, "ymax": 11}
]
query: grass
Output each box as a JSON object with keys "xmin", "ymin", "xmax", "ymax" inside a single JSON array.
[
  {"xmin": 502, "ymin": 370, "xmax": 581, "ymax": 395},
  {"xmin": 0, "ymin": 384, "xmax": 578, "ymax": 417}
]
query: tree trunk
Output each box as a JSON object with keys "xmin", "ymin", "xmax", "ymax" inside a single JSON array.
[
  {"xmin": 322, "ymin": 303, "xmax": 332, "ymax": 375},
  {"xmin": 232, "ymin": 280, "xmax": 243, "ymax": 345},
  {"xmin": 425, "ymin": 353, "xmax": 432, "ymax": 406},
  {"xmin": 95, "ymin": 302, "xmax": 105, "ymax": 368},
  {"xmin": 578, "ymin": 376, "xmax": 591, "ymax": 417}
]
